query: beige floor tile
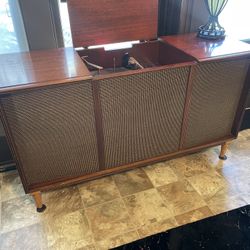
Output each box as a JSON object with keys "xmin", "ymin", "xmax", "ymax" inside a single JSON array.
[
  {"xmin": 123, "ymin": 189, "xmax": 172, "ymax": 228},
  {"xmin": 43, "ymin": 186, "xmax": 83, "ymax": 218},
  {"xmin": 193, "ymin": 168, "xmax": 249, "ymax": 215},
  {"xmin": 229, "ymin": 179, "xmax": 250, "ymax": 198},
  {"xmin": 218, "ymin": 160, "xmax": 250, "ymax": 197},
  {"xmin": 241, "ymin": 194, "xmax": 250, "ymax": 204},
  {"xmin": 218, "ymin": 157, "xmax": 250, "ymax": 174},
  {"xmin": 113, "ymin": 168, "xmax": 153, "ymax": 196},
  {"xmin": 85, "ymin": 198, "xmax": 135, "ymax": 241},
  {"xmin": 207, "ymin": 194, "xmax": 247, "ymax": 215},
  {"xmin": 43, "ymin": 210, "xmax": 93, "ymax": 250},
  {"xmin": 1, "ymin": 172, "xmax": 25, "ymax": 202},
  {"xmin": 232, "ymin": 160, "xmax": 250, "ymax": 203},
  {"xmin": 187, "ymin": 170, "xmax": 232, "ymax": 200},
  {"xmin": 228, "ymin": 132, "xmax": 250, "ymax": 159},
  {"xmin": 1, "ymin": 195, "xmax": 40, "ymax": 233},
  {"xmin": 171, "ymin": 149, "xmax": 226, "ymax": 180},
  {"xmin": 0, "ymin": 223, "xmax": 48, "ymax": 250},
  {"xmin": 157, "ymin": 180, "xmax": 206, "ymax": 216},
  {"xmin": 95, "ymin": 230, "xmax": 139, "ymax": 250},
  {"xmin": 137, "ymin": 217, "xmax": 178, "ymax": 238},
  {"xmin": 143, "ymin": 162, "xmax": 178, "ymax": 187},
  {"xmin": 77, "ymin": 245, "xmax": 96, "ymax": 250},
  {"xmin": 175, "ymin": 206, "xmax": 213, "ymax": 226},
  {"xmin": 78, "ymin": 176, "xmax": 120, "ymax": 207}
]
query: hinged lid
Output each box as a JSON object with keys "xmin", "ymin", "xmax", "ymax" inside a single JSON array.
[{"xmin": 67, "ymin": 0, "xmax": 158, "ymax": 48}]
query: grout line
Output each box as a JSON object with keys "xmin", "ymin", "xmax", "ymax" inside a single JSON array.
[
  {"xmin": 76, "ymin": 184, "xmax": 87, "ymax": 210},
  {"xmin": 111, "ymin": 175, "xmax": 139, "ymax": 231}
]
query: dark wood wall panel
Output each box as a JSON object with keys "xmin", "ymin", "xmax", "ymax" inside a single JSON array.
[
  {"xmin": 1, "ymin": 82, "xmax": 99, "ymax": 187},
  {"xmin": 183, "ymin": 60, "xmax": 249, "ymax": 148},
  {"xmin": 98, "ymin": 68, "xmax": 190, "ymax": 169}
]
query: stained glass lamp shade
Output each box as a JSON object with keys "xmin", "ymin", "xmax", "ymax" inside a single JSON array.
[{"xmin": 198, "ymin": 0, "xmax": 229, "ymax": 39}]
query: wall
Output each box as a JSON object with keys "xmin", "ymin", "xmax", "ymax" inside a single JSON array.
[
  {"xmin": 19, "ymin": 0, "xmax": 63, "ymax": 50},
  {"xmin": 179, "ymin": 0, "xmax": 209, "ymax": 33}
]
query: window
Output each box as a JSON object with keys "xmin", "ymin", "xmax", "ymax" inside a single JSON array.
[
  {"xmin": 219, "ymin": 0, "xmax": 250, "ymax": 41},
  {"xmin": 58, "ymin": 0, "xmax": 73, "ymax": 47},
  {"xmin": 0, "ymin": 0, "xmax": 28, "ymax": 54}
]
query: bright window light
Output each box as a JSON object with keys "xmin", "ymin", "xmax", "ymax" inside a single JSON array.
[
  {"xmin": 219, "ymin": 0, "xmax": 250, "ymax": 40},
  {"xmin": 89, "ymin": 41, "xmax": 140, "ymax": 51},
  {"xmin": 0, "ymin": 0, "xmax": 28, "ymax": 54},
  {"xmin": 58, "ymin": 0, "xmax": 73, "ymax": 47}
]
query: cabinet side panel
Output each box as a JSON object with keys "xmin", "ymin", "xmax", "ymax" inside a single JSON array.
[
  {"xmin": 99, "ymin": 68, "xmax": 189, "ymax": 168},
  {"xmin": 1, "ymin": 82, "xmax": 99, "ymax": 186},
  {"xmin": 184, "ymin": 60, "xmax": 248, "ymax": 148}
]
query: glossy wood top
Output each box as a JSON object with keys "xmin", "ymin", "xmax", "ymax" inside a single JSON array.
[
  {"xmin": 162, "ymin": 33, "xmax": 250, "ymax": 62},
  {"xmin": 67, "ymin": 0, "xmax": 158, "ymax": 47},
  {"xmin": 0, "ymin": 47, "xmax": 91, "ymax": 94}
]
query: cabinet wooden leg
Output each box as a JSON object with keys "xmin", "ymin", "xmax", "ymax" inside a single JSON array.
[
  {"xmin": 219, "ymin": 142, "xmax": 228, "ymax": 160},
  {"xmin": 31, "ymin": 192, "xmax": 46, "ymax": 213}
]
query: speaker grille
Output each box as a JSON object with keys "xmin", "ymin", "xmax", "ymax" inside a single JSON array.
[
  {"xmin": 99, "ymin": 67, "xmax": 190, "ymax": 168},
  {"xmin": 184, "ymin": 60, "xmax": 248, "ymax": 148},
  {"xmin": 1, "ymin": 82, "xmax": 99, "ymax": 186}
]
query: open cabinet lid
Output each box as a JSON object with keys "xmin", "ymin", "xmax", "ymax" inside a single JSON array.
[{"xmin": 67, "ymin": 0, "xmax": 158, "ymax": 48}]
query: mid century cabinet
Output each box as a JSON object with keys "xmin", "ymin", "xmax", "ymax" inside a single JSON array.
[{"xmin": 0, "ymin": 0, "xmax": 250, "ymax": 212}]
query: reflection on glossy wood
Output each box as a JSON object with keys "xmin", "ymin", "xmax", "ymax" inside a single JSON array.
[
  {"xmin": 162, "ymin": 33, "xmax": 250, "ymax": 62},
  {"xmin": 67, "ymin": 0, "xmax": 158, "ymax": 47},
  {"xmin": 0, "ymin": 48, "xmax": 91, "ymax": 93}
]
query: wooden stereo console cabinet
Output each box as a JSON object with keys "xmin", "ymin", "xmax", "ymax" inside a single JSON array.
[{"xmin": 0, "ymin": 0, "xmax": 250, "ymax": 212}]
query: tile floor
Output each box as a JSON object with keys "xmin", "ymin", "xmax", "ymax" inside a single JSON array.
[{"xmin": 0, "ymin": 129, "xmax": 250, "ymax": 250}]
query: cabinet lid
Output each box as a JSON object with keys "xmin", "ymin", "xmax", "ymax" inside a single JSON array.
[
  {"xmin": 0, "ymin": 48, "xmax": 92, "ymax": 94},
  {"xmin": 67, "ymin": 0, "xmax": 158, "ymax": 48},
  {"xmin": 162, "ymin": 33, "xmax": 250, "ymax": 62}
]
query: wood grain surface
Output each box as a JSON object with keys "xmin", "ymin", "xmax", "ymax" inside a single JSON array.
[
  {"xmin": 162, "ymin": 33, "xmax": 250, "ymax": 62},
  {"xmin": 0, "ymin": 47, "xmax": 91, "ymax": 94},
  {"xmin": 67, "ymin": 0, "xmax": 158, "ymax": 47}
]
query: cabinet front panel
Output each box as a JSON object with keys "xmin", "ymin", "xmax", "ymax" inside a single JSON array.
[
  {"xmin": 184, "ymin": 60, "xmax": 248, "ymax": 148},
  {"xmin": 99, "ymin": 67, "xmax": 190, "ymax": 168},
  {"xmin": 1, "ymin": 82, "xmax": 99, "ymax": 186}
]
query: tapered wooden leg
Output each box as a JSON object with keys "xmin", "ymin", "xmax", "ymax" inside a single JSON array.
[
  {"xmin": 32, "ymin": 192, "xmax": 46, "ymax": 213},
  {"xmin": 219, "ymin": 142, "xmax": 228, "ymax": 160}
]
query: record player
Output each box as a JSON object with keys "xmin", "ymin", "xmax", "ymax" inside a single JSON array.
[{"xmin": 0, "ymin": 0, "xmax": 249, "ymax": 211}]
